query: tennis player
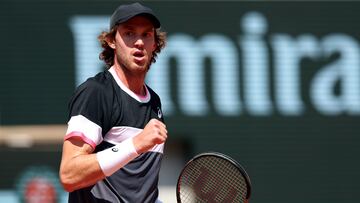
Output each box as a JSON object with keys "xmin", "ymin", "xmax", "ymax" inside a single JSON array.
[{"xmin": 59, "ymin": 2, "xmax": 167, "ymax": 202}]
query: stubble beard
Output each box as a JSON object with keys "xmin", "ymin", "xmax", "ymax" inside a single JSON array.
[{"xmin": 117, "ymin": 54, "xmax": 152, "ymax": 79}]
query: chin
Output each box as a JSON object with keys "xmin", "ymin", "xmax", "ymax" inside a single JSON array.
[
  {"xmin": 127, "ymin": 66, "xmax": 147, "ymax": 75},
  {"xmin": 134, "ymin": 62, "xmax": 150, "ymax": 71}
]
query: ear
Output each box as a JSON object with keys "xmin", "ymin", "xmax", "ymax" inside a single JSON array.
[
  {"xmin": 152, "ymin": 43, "xmax": 157, "ymax": 51},
  {"xmin": 105, "ymin": 35, "xmax": 116, "ymax": 49}
]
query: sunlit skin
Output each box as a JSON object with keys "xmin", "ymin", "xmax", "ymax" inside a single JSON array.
[{"xmin": 107, "ymin": 16, "xmax": 157, "ymax": 96}]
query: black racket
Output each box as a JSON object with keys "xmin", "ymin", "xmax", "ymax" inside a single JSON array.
[{"xmin": 176, "ymin": 152, "xmax": 251, "ymax": 203}]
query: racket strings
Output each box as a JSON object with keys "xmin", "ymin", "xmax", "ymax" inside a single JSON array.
[{"xmin": 178, "ymin": 156, "xmax": 248, "ymax": 203}]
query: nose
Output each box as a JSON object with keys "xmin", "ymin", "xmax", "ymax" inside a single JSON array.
[{"xmin": 134, "ymin": 37, "xmax": 144, "ymax": 49}]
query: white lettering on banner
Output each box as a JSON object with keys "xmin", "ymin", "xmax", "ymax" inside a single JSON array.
[
  {"xmin": 69, "ymin": 11, "xmax": 360, "ymax": 116},
  {"xmin": 311, "ymin": 35, "xmax": 360, "ymax": 115},
  {"xmin": 240, "ymin": 12, "xmax": 272, "ymax": 115},
  {"xmin": 69, "ymin": 16, "xmax": 108, "ymax": 86},
  {"xmin": 201, "ymin": 35, "xmax": 241, "ymax": 116},
  {"xmin": 271, "ymin": 34, "xmax": 320, "ymax": 115},
  {"xmin": 148, "ymin": 34, "xmax": 241, "ymax": 116}
]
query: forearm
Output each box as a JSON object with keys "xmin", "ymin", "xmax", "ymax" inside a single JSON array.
[
  {"xmin": 60, "ymin": 137, "xmax": 139, "ymax": 192},
  {"xmin": 60, "ymin": 153, "xmax": 105, "ymax": 192}
]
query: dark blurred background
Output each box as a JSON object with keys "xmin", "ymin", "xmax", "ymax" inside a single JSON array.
[{"xmin": 1, "ymin": 0, "xmax": 360, "ymax": 202}]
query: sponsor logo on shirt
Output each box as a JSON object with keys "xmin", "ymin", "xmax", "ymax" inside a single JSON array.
[{"xmin": 157, "ymin": 107, "xmax": 163, "ymax": 119}]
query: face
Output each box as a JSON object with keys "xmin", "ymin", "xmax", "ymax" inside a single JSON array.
[{"xmin": 109, "ymin": 16, "xmax": 156, "ymax": 76}]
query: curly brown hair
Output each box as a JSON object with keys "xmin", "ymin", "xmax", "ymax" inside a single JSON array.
[{"xmin": 98, "ymin": 25, "xmax": 166, "ymax": 68}]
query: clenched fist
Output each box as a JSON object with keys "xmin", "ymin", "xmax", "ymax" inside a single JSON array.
[{"xmin": 132, "ymin": 119, "xmax": 168, "ymax": 154}]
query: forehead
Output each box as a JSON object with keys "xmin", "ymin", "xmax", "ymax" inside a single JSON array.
[{"xmin": 119, "ymin": 15, "xmax": 155, "ymax": 30}]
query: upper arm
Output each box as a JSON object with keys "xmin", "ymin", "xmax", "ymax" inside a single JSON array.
[
  {"xmin": 60, "ymin": 79, "xmax": 111, "ymax": 191},
  {"xmin": 61, "ymin": 81, "xmax": 105, "ymax": 175},
  {"xmin": 59, "ymin": 136, "xmax": 105, "ymax": 192},
  {"xmin": 61, "ymin": 137, "xmax": 95, "ymax": 165}
]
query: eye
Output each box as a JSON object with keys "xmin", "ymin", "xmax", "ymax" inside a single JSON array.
[
  {"xmin": 143, "ymin": 32, "xmax": 154, "ymax": 38},
  {"xmin": 125, "ymin": 31, "xmax": 135, "ymax": 37}
]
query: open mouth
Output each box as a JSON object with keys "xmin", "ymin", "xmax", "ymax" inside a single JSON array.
[{"xmin": 133, "ymin": 51, "xmax": 145, "ymax": 59}]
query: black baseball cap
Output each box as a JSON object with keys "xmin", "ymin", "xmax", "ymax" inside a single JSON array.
[{"xmin": 109, "ymin": 2, "xmax": 161, "ymax": 29}]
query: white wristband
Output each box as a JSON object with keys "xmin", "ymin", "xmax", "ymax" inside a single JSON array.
[{"xmin": 96, "ymin": 138, "xmax": 139, "ymax": 176}]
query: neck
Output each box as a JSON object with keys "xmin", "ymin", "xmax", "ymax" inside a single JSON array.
[{"xmin": 113, "ymin": 64, "xmax": 146, "ymax": 96}]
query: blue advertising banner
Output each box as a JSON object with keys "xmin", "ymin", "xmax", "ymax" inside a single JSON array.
[{"xmin": 1, "ymin": 1, "xmax": 360, "ymax": 203}]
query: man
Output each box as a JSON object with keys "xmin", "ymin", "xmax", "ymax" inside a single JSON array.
[{"xmin": 59, "ymin": 3, "xmax": 168, "ymax": 203}]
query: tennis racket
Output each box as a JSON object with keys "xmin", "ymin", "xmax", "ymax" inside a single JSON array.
[{"xmin": 176, "ymin": 152, "xmax": 251, "ymax": 203}]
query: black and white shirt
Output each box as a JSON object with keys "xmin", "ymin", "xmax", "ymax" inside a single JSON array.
[{"xmin": 65, "ymin": 66, "xmax": 164, "ymax": 203}]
